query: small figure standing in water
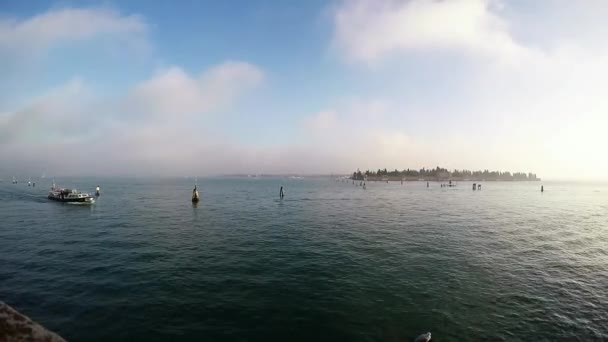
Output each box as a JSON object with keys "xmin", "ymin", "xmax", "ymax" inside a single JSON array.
[
  {"xmin": 426, "ymin": 181, "xmax": 429, "ymax": 188},
  {"xmin": 541, "ymin": 185, "xmax": 544, "ymax": 192},
  {"xmin": 363, "ymin": 182, "xmax": 366, "ymax": 190},
  {"xmin": 95, "ymin": 185, "xmax": 101, "ymax": 196},
  {"xmin": 32, "ymin": 182, "xmax": 35, "ymax": 187},
  {"xmin": 280, "ymin": 186, "xmax": 284, "ymax": 199},
  {"xmin": 415, "ymin": 332, "xmax": 431, "ymax": 342}
]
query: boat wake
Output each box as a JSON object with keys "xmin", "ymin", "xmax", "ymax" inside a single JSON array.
[{"xmin": 66, "ymin": 200, "xmax": 95, "ymax": 205}]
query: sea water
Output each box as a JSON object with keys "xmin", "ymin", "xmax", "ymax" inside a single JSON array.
[{"xmin": 1, "ymin": 177, "xmax": 607, "ymax": 341}]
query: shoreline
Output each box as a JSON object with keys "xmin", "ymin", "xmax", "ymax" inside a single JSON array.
[{"xmin": 352, "ymin": 176, "xmax": 541, "ymax": 182}]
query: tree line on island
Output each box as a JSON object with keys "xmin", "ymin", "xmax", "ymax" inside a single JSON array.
[{"xmin": 351, "ymin": 167, "xmax": 540, "ymax": 181}]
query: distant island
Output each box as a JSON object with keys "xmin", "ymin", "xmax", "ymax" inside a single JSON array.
[{"xmin": 351, "ymin": 167, "xmax": 540, "ymax": 181}]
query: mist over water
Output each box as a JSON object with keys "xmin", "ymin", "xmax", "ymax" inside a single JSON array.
[{"xmin": 1, "ymin": 177, "xmax": 607, "ymax": 341}]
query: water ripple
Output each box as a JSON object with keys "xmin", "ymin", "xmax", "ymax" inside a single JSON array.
[{"xmin": 1, "ymin": 178, "xmax": 607, "ymax": 341}]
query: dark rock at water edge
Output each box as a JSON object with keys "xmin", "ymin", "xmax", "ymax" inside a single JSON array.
[{"xmin": 0, "ymin": 301, "xmax": 65, "ymax": 342}]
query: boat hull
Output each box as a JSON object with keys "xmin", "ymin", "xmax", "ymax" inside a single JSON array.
[{"xmin": 48, "ymin": 195, "xmax": 95, "ymax": 204}]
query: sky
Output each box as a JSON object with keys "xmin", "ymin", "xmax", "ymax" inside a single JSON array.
[{"xmin": 1, "ymin": 0, "xmax": 608, "ymax": 180}]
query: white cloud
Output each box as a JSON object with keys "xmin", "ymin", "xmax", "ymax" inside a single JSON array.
[
  {"xmin": 332, "ymin": 0, "xmax": 527, "ymax": 64},
  {"xmin": 297, "ymin": 100, "xmax": 437, "ymax": 172},
  {"xmin": 0, "ymin": 61, "xmax": 267, "ymax": 176},
  {"xmin": 302, "ymin": 110, "xmax": 338, "ymax": 131},
  {"xmin": 3, "ymin": 3, "xmax": 608, "ymax": 179},
  {"xmin": 128, "ymin": 61, "xmax": 264, "ymax": 117},
  {"xmin": 0, "ymin": 7, "xmax": 147, "ymax": 53},
  {"xmin": 327, "ymin": 0, "xmax": 608, "ymax": 180},
  {"xmin": 0, "ymin": 79, "xmax": 93, "ymax": 144}
]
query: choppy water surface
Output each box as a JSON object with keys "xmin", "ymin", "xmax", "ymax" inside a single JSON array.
[{"xmin": 1, "ymin": 177, "xmax": 607, "ymax": 341}]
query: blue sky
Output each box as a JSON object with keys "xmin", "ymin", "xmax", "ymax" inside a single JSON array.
[
  {"xmin": 2, "ymin": 1, "xmax": 331, "ymax": 102},
  {"xmin": 1, "ymin": 0, "xmax": 608, "ymax": 179}
]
